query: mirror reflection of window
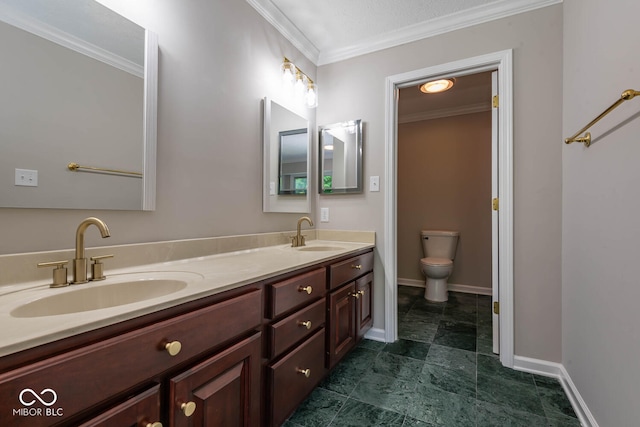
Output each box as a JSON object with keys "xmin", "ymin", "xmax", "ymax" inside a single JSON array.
[
  {"xmin": 278, "ymin": 128, "xmax": 308, "ymax": 195},
  {"xmin": 319, "ymin": 119, "xmax": 363, "ymax": 194}
]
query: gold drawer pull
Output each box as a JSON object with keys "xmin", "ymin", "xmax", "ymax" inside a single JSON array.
[
  {"xmin": 298, "ymin": 320, "xmax": 312, "ymax": 330},
  {"xmin": 351, "ymin": 264, "xmax": 362, "ymax": 270},
  {"xmin": 144, "ymin": 422, "xmax": 163, "ymax": 427},
  {"xmin": 180, "ymin": 401, "xmax": 196, "ymax": 417},
  {"xmin": 296, "ymin": 368, "xmax": 311, "ymax": 378},
  {"xmin": 164, "ymin": 341, "xmax": 182, "ymax": 356},
  {"xmin": 351, "ymin": 292, "xmax": 361, "ymax": 299},
  {"xmin": 358, "ymin": 290, "xmax": 365, "ymax": 296},
  {"xmin": 298, "ymin": 285, "xmax": 313, "ymax": 294}
]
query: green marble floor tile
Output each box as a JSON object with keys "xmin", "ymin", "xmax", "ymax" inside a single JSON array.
[
  {"xmin": 477, "ymin": 337, "xmax": 495, "ymax": 355},
  {"xmin": 537, "ymin": 385, "xmax": 579, "ymax": 421},
  {"xmin": 411, "ymin": 298, "xmax": 446, "ymax": 315},
  {"xmin": 287, "ymin": 387, "xmax": 347, "ymax": 427},
  {"xmin": 446, "ymin": 292, "xmax": 477, "ymax": 307},
  {"xmin": 476, "ymin": 400, "xmax": 550, "ymax": 426},
  {"xmin": 425, "ymin": 344, "xmax": 476, "ymax": 375},
  {"xmin": 432, "ymin": 329, "xmax": 477, "ymax": 352},
  {"xmin": 319, "ymin": 362, "xmax": 364, "ymax": 396},
  {"xmin": 330, "ymin": 398, "xmax": 405, "ymax": 426},
  {"xmin": 547, "ymin": 416, "xmax": 583, "ymax": 426},
  {"xmin": 477, "ymin": 354, "xmax": 535, "ymax": 385},
  {"xmin": 350, "ymin": 372, "xmax": 417, "ymax": 414},
  {"xmin": 405, "ymin": 386, "xmax": 476, "ymax": 426},
  {"xmin": 398, "ymin": 285, "xmax": 424, "ymax": 297},
  {"xmin": 398, "ymin": 318, "xmax": 439, "ymax": 343},
  {"xmin": 358, "ymin": 339, "xmax": 386, "ymax": 352},
  {"xmin": 418, "ymin": 363, "xmax": 476, "ymax": 398},
  {"xmin": 402, "ymin": 417, "xmax": 438, "ymax": 427},
  {"xmin": 477, "ymin": 372, "xmax": 546, "ymax": 416},
  {"xmin": 383, "ymin": 339, "xmax": 431, "ymax": 360},
  {"xmin": 372, "ymin": 351, "xmax": 426, "ymax": 382},
  {"xmin": 442, "ymin": 307, "xmax": 477, "ymax": 324}
]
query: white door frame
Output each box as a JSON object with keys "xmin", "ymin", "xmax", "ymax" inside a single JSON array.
[{"xmin": 383, "ymin": 49, "xmax": 514, "ymax": 367}]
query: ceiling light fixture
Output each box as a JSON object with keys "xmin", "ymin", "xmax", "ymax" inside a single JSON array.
[
  {"xmin": 282, "ymin": 57, "xmax": 318, "ymax": 108},
  {"xmin": 420, "ymin": 78, "xmax": 455, "ymax": 94}
]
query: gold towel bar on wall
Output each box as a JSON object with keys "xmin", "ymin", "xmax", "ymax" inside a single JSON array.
[
  {"xmin": 565, "ymin": 89, "xmax": 640, "ymax": 147},
  {"xmin": 67, "ymin": 162, "xmax": 143, "ymax": 178}
]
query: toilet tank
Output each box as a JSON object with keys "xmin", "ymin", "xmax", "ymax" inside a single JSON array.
[{"xmin": 421, "ymin": 230, "xmax": 459, "ymax": 260}]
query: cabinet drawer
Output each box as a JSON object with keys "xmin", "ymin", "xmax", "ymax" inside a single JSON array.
[
  {"xmin": 267, "ymin": 328, "xmax": 325, "ymax": 427},
  {"xmin": 0, "ymin": 288, "xmax": 262, "ymax": 427},
  {"xmin": 77, "ymin": 384, "xmax": 161, "ymax": 427},
  {"xmin": 267, "ymin": 298, "xmax": 325, "ymax": 359},
  {"xmin": 267, "ymin": 268, "xmax": 325, "ymax": 318},
  {"xmin": 329, "ymin": 251, "xmax": 373, "ymax": 290}
]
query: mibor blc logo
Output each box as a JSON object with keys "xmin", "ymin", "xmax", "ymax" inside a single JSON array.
[{"xmin": 13, "ymin": 388, "xmax": 64, "ymax": 417}]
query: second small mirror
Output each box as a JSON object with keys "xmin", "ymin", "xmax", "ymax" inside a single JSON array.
[{"xmin": 319, "ymin": 120, "xmax": 363, "ymax": 194}]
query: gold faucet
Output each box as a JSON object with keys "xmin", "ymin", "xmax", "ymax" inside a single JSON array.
[
  {"xmin": 292, "ymin": 216, "xmax": 313, "ymax": 247},
  {"xmin": 72, "ymin": 217, "xmax": 110, "ymax": 284}
]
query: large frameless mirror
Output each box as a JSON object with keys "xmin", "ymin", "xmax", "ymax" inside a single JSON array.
[
  {"xmin": 263, "ymin": 97, "xmax": 311, "ymax": 212},
  {"xmin": 319, "ymin": 119, "xmax": 363, "ymax": 194},
  {"xmin": 0, "ymin": 0, "xmax": 158, "ymax": 210}
]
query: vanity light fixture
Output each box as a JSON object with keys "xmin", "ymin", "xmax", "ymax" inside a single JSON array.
[
  {"xmin": 282, "ymin": 57, "xmax": 318, "ymax": 108},
  {"xmin": 420, "ymin": 78, "xmax": 455, "ymax": 94}
]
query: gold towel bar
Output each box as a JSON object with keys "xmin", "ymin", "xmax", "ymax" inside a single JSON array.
[
  {"xmin": 67, "ymin": 162, "xmax": 143, "ymax": 178},
  {"xmin": 565, "ymin": 89, "xmax": 640, "ymax": 147}
]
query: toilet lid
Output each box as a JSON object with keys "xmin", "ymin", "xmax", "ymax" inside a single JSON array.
[{"xmin": 420, "ymin": 257, "xmax": 452, "ymax": 267}]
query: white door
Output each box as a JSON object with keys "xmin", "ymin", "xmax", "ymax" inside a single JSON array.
[{"xmin": 491, "ymin": 70, "xmax": 500, "ymax": 354}]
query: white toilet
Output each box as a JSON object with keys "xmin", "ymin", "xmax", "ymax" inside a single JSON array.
[{"xmin": 419, "ymin": 230, "xmax": 460, "ymax": 302}]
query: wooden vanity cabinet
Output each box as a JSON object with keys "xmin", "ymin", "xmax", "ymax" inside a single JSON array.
[
  {"xmin": 327, "ymin": 252, "xmax": 374, "ymax": 369},
  {"xmin": 77, "ymin": 384, "xmax": 161, "ymax": 427}
]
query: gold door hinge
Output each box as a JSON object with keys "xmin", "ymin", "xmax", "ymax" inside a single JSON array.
[
  {"xmin": 492, "ymin": 95, "xmax": 499, "ymax": 108},
  {"xmin": 492, "ymin": 197, "xmax": 499, "ymax": 211},
  {"xmin": 493, "ymin": 301, "xmax": 500, "ymax": 315}
]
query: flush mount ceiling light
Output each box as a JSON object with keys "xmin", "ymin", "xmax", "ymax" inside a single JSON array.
[
  {"xmin": 282, "ymin": 57, "xmax": 318, "ymax": 108},
  {"xmin": 420, "ymin": 78, "xmax": 455, "ymax": 94}
]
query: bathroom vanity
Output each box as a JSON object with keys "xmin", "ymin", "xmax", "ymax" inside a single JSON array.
[{"xmin": 0, "ymin": 242, "xmax": 374, "ymax": 427}]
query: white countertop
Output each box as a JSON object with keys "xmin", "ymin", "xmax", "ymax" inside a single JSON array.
[{"xmin": 0, "ymin": 240, "xmax": 374, "ymax": 357}]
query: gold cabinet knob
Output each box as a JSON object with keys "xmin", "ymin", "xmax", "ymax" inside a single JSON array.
[
  {"xmin": 164, "ymin": 341, "xmax": 182, "ymax": 356},
  {"xmin": 350, "ymin": 292, "xmax": 361, "ymax": 299},
  {"xmin": 144, "ymin": 422, "xmax": 162, "ymax": 427},
  {"xmin": 180, "ymin": 401, "xmax": 196, "ymax": 417},
  {"xmin": 351, "ymin": 264, "xmax": 362, "ymax": 270},
  {"xmin": 298, "ymin": 285, "xmax": 313, "ymax": 294},
  {"xmin": 358, "ymin": 290, "xmax": 365, "ymax": 296},
  {"xmin": 296, "ymin": 368, "xmax": 311, "ymax": 378},
  {"xmin": 298, "ymin": 320, "xmax": 312, "ymax": 330}
]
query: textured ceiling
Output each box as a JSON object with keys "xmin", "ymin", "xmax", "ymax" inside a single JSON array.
[{"xmin": 271, "ymin": 0, "xmax": 497, "ymax": 52}]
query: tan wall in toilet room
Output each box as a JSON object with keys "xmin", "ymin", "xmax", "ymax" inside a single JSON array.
[{"xmin": 397, "ymin": 112, "xmax": 492, "ymax": 289}]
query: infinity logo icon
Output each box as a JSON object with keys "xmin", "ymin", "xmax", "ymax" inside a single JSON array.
[{"xmin": 19, "ymin": 388, "xmax": 58, "ymax": 407}]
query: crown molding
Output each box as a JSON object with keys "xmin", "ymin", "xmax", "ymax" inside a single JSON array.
[
  {"xmin": 317, "ymin": 0, "xmax": 562, "ymax": 65},
  {"xmin": 0, "ymin": 4, "xmax": 143, "ymax": 77},
  {"xmin": 399, "ymin": 102, "xmax": 491, "ymax": 124},
  {"xmin": 246, "ymin": 0, "xmax": 320, "ymax": 64}
]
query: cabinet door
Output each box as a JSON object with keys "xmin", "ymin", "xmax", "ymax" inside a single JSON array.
[
  {"xmin": 77, "ymin": 384, "xmax": 161, "ymax": 427},
  {"xmin": 355, "ymin": 272, "xmax": 373, "ymax": 341},
  {"xmin": 327, "ymin": 283, "xmax": 356, "ymax": 369},
  {"xmin": 169, "ymin": 332, "xmax": 261, "ymax": 427}
]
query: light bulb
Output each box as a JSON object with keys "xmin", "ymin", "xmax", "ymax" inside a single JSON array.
[{"xmin": 306, "ymin": 82, "xmax": 317, "ymax": 108}]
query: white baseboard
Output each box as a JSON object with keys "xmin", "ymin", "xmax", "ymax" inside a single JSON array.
[
  {"xmin": 397, "ymin": 278, "xmax": 492, "ymax": 295},
  {"xmin": 364, "ymin": 327, "xmax": 386, "ymax": 342},
  {"xmin": 513, "ymin": 355, "xmax": 597, "ymax": 427}
]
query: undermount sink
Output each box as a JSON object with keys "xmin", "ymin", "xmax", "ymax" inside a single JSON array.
[
  {"xmin": 11, "ymin": 272, "xmax": 203, "ymax": 318},
  {"xmin": 296, "ymin": 246, "xmax": 345, "ymax": 252}
]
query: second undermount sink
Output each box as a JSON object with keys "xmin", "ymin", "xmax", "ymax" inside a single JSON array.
[
  {"xmin": 296, "ymin": 246, "xmax": 345, "ymax": 252},
  {"xmin": 11, "ymin": 272, "xmax": 203, "ymax": 318}
]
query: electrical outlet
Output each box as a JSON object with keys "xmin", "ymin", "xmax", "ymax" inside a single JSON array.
[
  {"xmin": 320, "ymin": 207, "xmax": 329, "ymax": 222},
  {"xmin": 15, "ymin": 168, "xmax": 38, "ymax": 187}
]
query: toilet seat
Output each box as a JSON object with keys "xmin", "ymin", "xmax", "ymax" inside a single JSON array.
[{"xmin": 420, "ymin": 257, "xmax": 452, "ymax": 267}]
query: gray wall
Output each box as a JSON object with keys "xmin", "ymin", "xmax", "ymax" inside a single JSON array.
[
  {"xmin": 563, "ymin": 0, "xmax": 640, "ymax": 425},
  {"xmin": 317, "ymin": 5, "xmax": 563, "ymax": 361},
  {"xmin": 398, "ymin": 112, "xmax": 492, "ymax": 289},
  {"xmin": 0, "ymin": 0, "xmax": 315, "ymax": 254}
]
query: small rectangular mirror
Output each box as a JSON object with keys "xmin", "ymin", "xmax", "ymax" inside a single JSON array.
[
  {"xmin": 263, "ymin": 98, "xmax": 311, "ymax": 212},
  {"xmin": 319, "ymin": 120, "xmax": 363, "ymax": 194}
]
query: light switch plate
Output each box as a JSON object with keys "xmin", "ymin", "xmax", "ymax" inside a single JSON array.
[
  {"xmin": 15, "ymin": 168, "xmax": 38, "ymax": 187},
  {"xmin": 320, "ymin": 207, "xmax": 329, "ymax": 222},
  {"xmin": 369, "ymin": 175, "xmax": 380, "ymax": 192}
]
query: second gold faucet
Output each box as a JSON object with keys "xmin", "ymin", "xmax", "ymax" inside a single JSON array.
[{"xmin": 292, "ymin": 216, "xmax": 313, "ymax": 247}]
